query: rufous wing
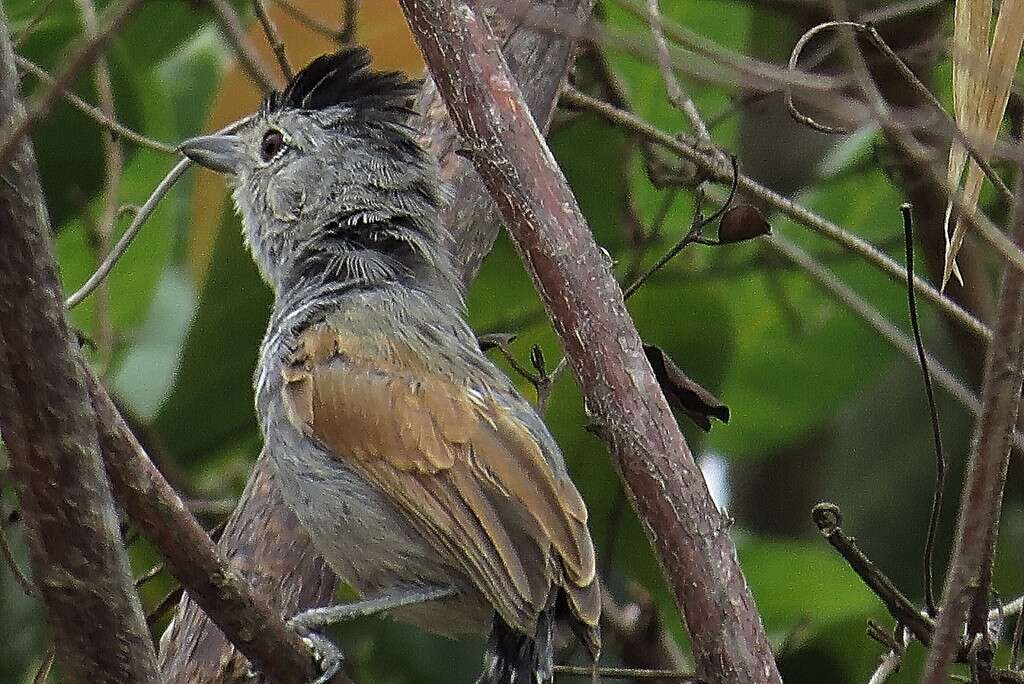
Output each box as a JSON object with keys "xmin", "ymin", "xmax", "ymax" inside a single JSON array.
[{"xmin": 280, "ymin": 324, "xmax": 599, "ymax": 635}]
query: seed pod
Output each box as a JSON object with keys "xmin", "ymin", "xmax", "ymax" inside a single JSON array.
[{"xmin": 718, "ymin": 204, "xmax": 771, "ymax": 244}]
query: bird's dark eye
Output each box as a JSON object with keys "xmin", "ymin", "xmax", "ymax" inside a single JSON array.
[{"xmin": 260, "ymin": 129, "xmax": 286, "ymax": 162}]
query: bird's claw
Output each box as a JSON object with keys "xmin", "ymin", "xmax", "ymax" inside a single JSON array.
[{"xmin": 290, "ymin": 622, "xmax": 344, "ymax": 684}]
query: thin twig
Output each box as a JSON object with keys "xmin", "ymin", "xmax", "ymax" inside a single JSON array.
[
  {"xmin": 205, "ymin": 0, "xmax": 282, "ymax": 93},
  {"xmin": 185, "ymin": 497, "xmax": 239, "ymax": 518},
  {"xmin": 861, "ymin": 23, "xmax": 1012, "ymax": 203},
  {"xmin": 993, "ymin": 595, "xmax": 1024, "ymax": 622},
  {"xmin": 812, "ymin": 10, "xmax": 1023, "ymax": 288},
  {"xmin": 65, "ymin": 118, "xmax": 249, "ymax": 310},
  {"xmin": 766, "ymin": 231, "xmax": 999, "ymax": 442},
  {"xmin": 901, "ymin": 203, "xmax": 946, "ymax": 616},
  {"xmin": 601, "ymin": 587, "xmax": 695, "ymax": 681},
  {"xmin": 146, "ymin": 583, "xmax": 184, "ymax": 627},
  {"xmin": 560, "ymin": 86, "xmax": 993, "ymax": 343},
  {"xmin": 0, "ymin": 513, "xmax": 35, "ymax": 596},
  {"xmin": 33, "ymin": 646, "xmax": 55, "ymax": 684},
  {"xmin": 544, "ymin": 169, "xmax": 738, "ymax": 397},
  {"xmin": 785, "ymin": 21, "xmax": 1013, "ymax": 205},
  {"xmin": 622, "ymin": 160, "xmax": 738, "ymax": 300},
  {"xmin": 67, "ymin": 159, "xmax": 187, "ymax": 308},
  {"xmin": 133, "ymin": 564, "xmax": 163, "ymax": 594},
  {"xmin": 866, "ymin": 627, "xmax": 909, "ymax": 684},
  {"xmin": 492, "ymin": 0, "xmax": 873, "ymax": 135},
  {"xmin": 1012, "ymin": 600, "xmax": 1024, "ymax": 669},
  {"xmin": 605, "ymin": 0, "xmax": 847, "ymax": 99},
  {"xmin": 269, "ymin": 0, "xmax": 346, "ymax": 42},
  {"xmin": 14, "ymin": 56, "xmax": 176, "ymax": 154},
  {"xmin": 812, "ymin": 503, "xmax": 935, "ymax": 646},
  {"xmin": 785, "ymin": 21, "xmax": 855, "ymax": 135},
  {"xmin": 866, "ymin": 620, "xmax": 901, "ymax": 652},
  {"xmin": 643, "ymin": 0, "xmax": 710, "ymax": 140},
  {"xmin": 75, "ymin": 0, "xmax": 121, "ymax": 361},
  {"xmin": 12, "ymin": 0, "xmax": 60, "ymax": 46},
  {"xmin": 253, "ymin": 0, "xmax": 292, "ymax": 80},
  {"xmin": 0, "ymin": 0, "xmax": 146, "ymax": 168},
  {"xmin": 553, "ymin": 663, "xmax": 702, "ymax": 680},
  {"xmin": 339, "ymin": 0, "xmax": 358, "ymax": 44}
]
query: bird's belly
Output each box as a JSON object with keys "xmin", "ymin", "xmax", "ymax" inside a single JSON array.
[{"xmin": 266, "ymin": 413, "xmax": 491, "ymax": 636}]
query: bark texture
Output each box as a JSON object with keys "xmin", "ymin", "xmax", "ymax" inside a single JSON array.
[
  {"xmin": 923, "ymin": 170, "xmax": 1024, "ymax": 683},
  {"xmin": 89, "ymin": 370, "xmax": 339, "ymax": 684},
  {"xmin": 0, "ymin": 6, "xmax": 159, "ymax": 683},
  {"xmin": 398, "ymin": 2, "xmax": 780, "ymax": 682}
]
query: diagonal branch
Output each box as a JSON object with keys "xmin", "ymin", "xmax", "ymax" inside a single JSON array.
[
  {"xmin": 14, "ymin": 55, "xmax": 177, "ymax": 154},
  {"xmin": 0, "ymin": 7, "xmax": 158, "ymax": 682},
  {"xmin": 205, "ymin": 0, "xmax": 282, "ymax": 92},
  {"xmin": 398, "ymin": 1, "xmax": 780, "ymax": 681},
  {"xmin": 87, "ymin": 368, "xmax": 349, "ymax": 684},
  {"xmin": 559, "ymin": 86, "xmax": 993, "ymax": 343},
  {"xmin": 0, "ymin": 0, "xmax": 144, "ymax": 167}
]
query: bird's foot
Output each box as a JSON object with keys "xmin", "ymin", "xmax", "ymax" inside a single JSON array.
[
  {"xmin": 286, "ymin": 617, "xmax": 345, "ymax": 684},
  {"xmin": 288, "ymin": 584, "xmax": 457, "ymax": 631},
  {"xmin": 285, "ymin": 586, "xmax": 454, "ymax": 684}
]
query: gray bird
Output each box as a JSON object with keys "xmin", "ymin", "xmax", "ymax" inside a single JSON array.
[{"xmin": 179, "ymin": 48, "xmax": 600, "ymax": 683}]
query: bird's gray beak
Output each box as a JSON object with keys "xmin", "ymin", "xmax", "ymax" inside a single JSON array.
[{"xmin": 178, "ymin": 134, "xmax": 245, "ymax": 174}]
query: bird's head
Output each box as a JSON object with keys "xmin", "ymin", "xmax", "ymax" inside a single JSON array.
[{"xmin": 179, "ymin": 48, "xmax": 452, "ymax": 293}]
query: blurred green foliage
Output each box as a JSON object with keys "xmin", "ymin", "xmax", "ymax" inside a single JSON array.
[{"xmin": 1, "ymin": 1, "xmax": 1021, "ymax": 683}]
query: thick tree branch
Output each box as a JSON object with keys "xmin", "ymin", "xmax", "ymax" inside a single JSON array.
[
  {"xmin": 158, "ymin": 4, "xmax": 593, "ymax": 681},
  {"xmin": 397, "ymin": 2, "xmax": 780, "ymax": 682},
  {"xmin": 415, "ymin": 0, "xmax": 596, "ymax": 283},
  {"xmin": 923, "ymin": 166, "xmax": 1024, "ymax": 681},
  {"xmin": 0, "ymin": 7, "xmax": 159, "ymax": 682},
  {"xmin": 0, "ymin": 6, "xmax": 336, "ymax": 680},
  {"xmin": 88, "ymin": 369, "xmax": 348, "ymax": 684}
]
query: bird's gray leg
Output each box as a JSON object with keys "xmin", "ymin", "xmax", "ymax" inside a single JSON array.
[
  {"xmin": 287, "ymin": 585, "xmax": 457, "ymax": 684},
  {"xmin": 288, "ymin": 584, "xmax": 458, "ymax": 632}
]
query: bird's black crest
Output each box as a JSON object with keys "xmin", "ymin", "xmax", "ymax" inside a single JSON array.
[{"xmin": 264, "ymin": 47, "xmax": 420, "ymax": 117}]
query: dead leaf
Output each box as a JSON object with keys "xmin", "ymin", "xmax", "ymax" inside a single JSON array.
[
  {"xmin": 644, "ymin": 344, "xmax": 729, "ymax": 432},
  {"xmin": 943, "ymin": 0, "xmax": 1024, "ymax": 287}
]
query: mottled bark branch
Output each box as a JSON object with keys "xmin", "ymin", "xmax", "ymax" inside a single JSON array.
[
  {"xmin": 398, "ymin": 2, "xmax": 780, "ymax": 682},
  {"xmin": 158, "ymin": 4, "xmax": 592, "ymax": 681},
  {"xmin": 0, "ymin": 6, "xmax": 159, "ymax": 682},
  {"xmin": 416, "ymin": 0, "xmax": 595, "ymax": 283},
  {"xmin": 923, "ymin": 167, "xmax": 1024, "ymax": 682}
]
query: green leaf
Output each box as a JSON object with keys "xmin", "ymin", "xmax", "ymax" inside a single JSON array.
[
  {"xmin": 739, "ymin": 536, "xmax": 879, "ymax": 630},
  {"xmin": 109, "ymin": 267, "xmax": 195, "ymax": 420},
  {"xmin": 157, "ymin": 26, "xmax": 233, "ymax": 139},
  {"xmin": 709, "ymin": 165, "xmax": 909, "ymax": 459},
  {"xmin": 153, "ymin": 202, "xmax": 270, "ymax": 469}
]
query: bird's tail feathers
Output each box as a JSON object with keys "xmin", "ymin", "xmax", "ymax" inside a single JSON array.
[{"xmin": 477, "ymin": 602, "xmax": 556, "ymax": 684}]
